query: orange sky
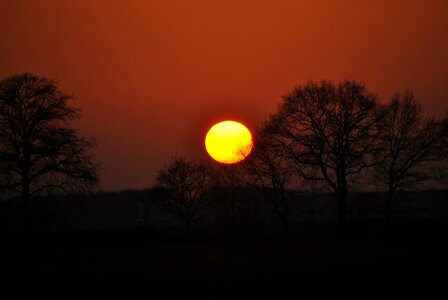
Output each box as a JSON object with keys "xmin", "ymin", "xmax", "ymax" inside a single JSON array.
[{"xmin": 1, "ymin": 0, "xmax": 448, "ymax": 190}]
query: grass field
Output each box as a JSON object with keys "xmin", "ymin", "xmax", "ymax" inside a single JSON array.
[{"xmin": 2, "ymin": 220, "xmax": 447, "ymax": 300}]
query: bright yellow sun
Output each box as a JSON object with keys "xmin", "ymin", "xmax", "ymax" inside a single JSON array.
[{"xmin": 205, "ymin": 120, "xmax": 253, "ymax": 164}]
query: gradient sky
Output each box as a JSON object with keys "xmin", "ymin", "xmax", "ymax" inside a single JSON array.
[{"xmin": 1, "ymin": 0, "xmax": 447, "ymax": 190}]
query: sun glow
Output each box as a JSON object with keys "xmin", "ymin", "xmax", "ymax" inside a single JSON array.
[{"xmin": 205, "ymin": 120, "xmax": 253, "ymax": 164}]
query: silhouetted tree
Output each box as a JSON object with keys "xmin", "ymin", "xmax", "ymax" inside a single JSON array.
[
  {"xmin": 0, "ymin": 73, "xmax": 99, "ymax": 234},
  {"xmin": 442, "ymin": 114, "xmax": 448, "ymax": 154},
  {"xmin": 435, "ymin": 114, "xmax": 448, "ymax": 184},
  {"xmin": 375, "ymin": 91, "xmax": 440, "ymax": 222},
  {"xmin": 156, "ymin": 155, "xmax": 210, "ymax": 236},
  {"xmin": 242, "ymin": 126, "xmax": 296, "ymax": 235},
  {"xmin": 265, "ymin": 80, "xmax": 383, "ymax": 229}
]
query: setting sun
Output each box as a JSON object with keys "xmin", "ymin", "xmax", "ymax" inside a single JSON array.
[{"xmin": 205, "ymin": 121, "xmax": 253, "ymax": 164}]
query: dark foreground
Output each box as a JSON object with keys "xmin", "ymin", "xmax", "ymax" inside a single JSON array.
[{"xmin": 2, "ymin": 221, "xmax": 448, "ymax": 300}]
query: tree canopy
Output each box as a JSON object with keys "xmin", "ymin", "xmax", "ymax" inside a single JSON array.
[
  {"xmin": 265, "ymin": 80, "xmax": 384, "ymax": 226},
  {"xmin": 0, "ymin": 73, "xmax": 99, "ymax": 233}
]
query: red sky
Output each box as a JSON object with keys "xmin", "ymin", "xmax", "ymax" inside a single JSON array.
[{"xmin": 1, "ymin": 0, "xmax": 448, "ymax": 190}]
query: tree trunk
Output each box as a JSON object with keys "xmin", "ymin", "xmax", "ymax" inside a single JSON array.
[
  {"xmin": 21, "ymin": 179, "xmax": 30, "ymax": 236},
  {"xmin": 22, "ymin": 140, "xmax": 31, "ymax": 236},
  {"xmin": 336, "ymin": 166, "xmax": 348, "ymax": 234},
  {"xmin": 185, "ymin": 218, "xmax": 191, "ymax": 237},
  {"xmin": 280, "ymin": 193, "xmax": 289, "ymax": 237},
  {"xmin": 385, "ymin": 190, "xmax": 393, "ymax": 225},
  {"xmin": 384, "ymin": 188, "xmax": 394, "ymax": 238},
  {"xmin": 336, "ymin": 191, "xmax": 347, "ymax": 233}
]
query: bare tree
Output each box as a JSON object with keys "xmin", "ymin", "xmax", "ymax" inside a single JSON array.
[
  {"xmin": 156, "ymin": 155, "xmax": 210, "ymax": 236},
  {"xmin": 265, "ymin": 80, "xmax": 383, "ymax": 229},
  {"xmin": 375, "ymin": 91, "xmax": 440, "ymax": 222},
  {"xmin": 242, "ymin": 126, "xmax": 296, "ymax": 235},
  {"xmin": 442, "ymin": 114, "xmax": 448, "ymax": 155},
  {"xmin": 442, "ymin": 115, "xmax": 448, "ymax": 184},
  {"xmin": 0, "ymin": 73, "xmax": 99, "ymax": 234}
]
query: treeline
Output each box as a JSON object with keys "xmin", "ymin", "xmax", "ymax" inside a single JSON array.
[
  {"xmin": 155, "ymin": 80, "xmax": 448, "ymax": 235},
  {"xmin": 1, "ymin": 188, "xmax": 448, "ymax": 237},
  {"xmin": 1, "ymin": 75, "xmax": 448, "ymax": 237}
]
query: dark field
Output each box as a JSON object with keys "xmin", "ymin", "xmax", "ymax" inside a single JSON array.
[{"xmin": 2, "ymin": 220, "xmax": 448, "ymax": 300}]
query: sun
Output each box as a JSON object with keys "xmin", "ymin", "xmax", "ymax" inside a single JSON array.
[{"xmin": 205, "ymin": 120, "xmax": 253, "ymax": 164}]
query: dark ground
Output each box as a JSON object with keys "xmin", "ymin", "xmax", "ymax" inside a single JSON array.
[{"xmin": 1, "ymin": 220, "xmax": 448, "ymax": 300}]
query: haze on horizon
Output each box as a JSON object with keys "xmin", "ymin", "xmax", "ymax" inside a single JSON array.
[{"xmin": 1, "ymin": 0, "xmax": 447, "ymax": 190}]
